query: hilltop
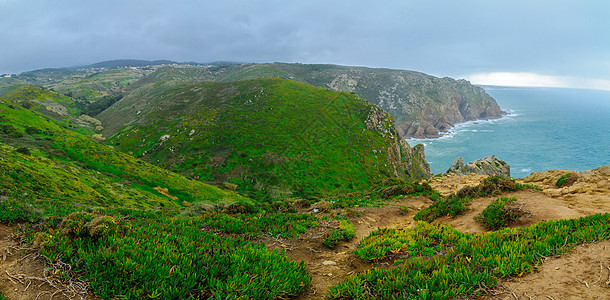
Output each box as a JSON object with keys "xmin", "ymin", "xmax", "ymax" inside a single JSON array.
[
  {"xmin": 2, "ymin": 61, "xmax": 503, "ymax": 138},
  {"xmin": 97, "ymin": 78, "xmax": 430, "ymax": 199},
  {"xmin": 137, "ymin": 63, "xmax": 503, "ymax": 138}
]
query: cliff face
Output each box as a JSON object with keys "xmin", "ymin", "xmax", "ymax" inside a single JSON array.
[
  {"xmin": 364, "ymin": 106, "xmax": 431, "ymax": 179},
  {"xmin": 285, "ymin": 65, "xmax": 504, "ymax": 139}
]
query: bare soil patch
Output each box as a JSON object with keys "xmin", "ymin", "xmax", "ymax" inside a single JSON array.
[
  {"xmin": 486, "ymin": 240, "xmax": 610, "ymax": 300},
  {"xmin": 262, "ymin": 196, "xmax": 432, "ymax": 300},
  {"xmin": 0, "ymin": 224, "xmax": 97, "ymax": 300}
]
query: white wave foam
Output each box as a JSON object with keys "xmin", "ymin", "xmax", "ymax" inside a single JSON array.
[{"xmin": 407, "ymin": 110, "xmax": 518, "ymax": 143}]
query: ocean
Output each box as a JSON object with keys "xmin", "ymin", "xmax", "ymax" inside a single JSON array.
[{"xmin": 407, "ymin": 87, "xmax": 610, "ymax": 178}]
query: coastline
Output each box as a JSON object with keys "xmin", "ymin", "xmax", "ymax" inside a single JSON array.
[{"xmin": 406, "ymin": 109, "xmax": 515, "ymax": 143}]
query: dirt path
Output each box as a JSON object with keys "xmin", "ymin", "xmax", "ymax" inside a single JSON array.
[
  {"xmin": 271, "ymin": 170, "xmax": 610, "ymax": 299},
  {"xmin": 262, "ymin": 196, "xmax": 432, "ymax": 300},
  {"xmin": 487, "ymin": 240, "xmax": 610, "ymax": 300},
  {"xmin": 0, "ymin": 224, "xmax": 96, "ymax": 300}
]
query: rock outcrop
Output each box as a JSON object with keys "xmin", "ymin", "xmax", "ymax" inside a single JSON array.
[
  {"xmin": 446, "ymin": 156, "xmax": 510, "ymax": 177},
  {"xmin": 364, "ymin": 106, "xmax": 431, "ymax": 179},
  {"xmin": 522, "ymin": 165, "xmax": 610, "ymax": 198}
]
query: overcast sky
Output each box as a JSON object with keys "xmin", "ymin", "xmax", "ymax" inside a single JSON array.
[{"xmin": 2, "ymin": 0, "xmax": 609, "ymax": 89}]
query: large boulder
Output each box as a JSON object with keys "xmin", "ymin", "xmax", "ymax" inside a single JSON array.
[{"xmin": 446, "ymin": 156, "xmax": 510, "ymax": 177}]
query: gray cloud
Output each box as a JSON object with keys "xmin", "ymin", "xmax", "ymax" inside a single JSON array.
[{"xmin": 1, "ymin": 0, "xmax": 609, "ymax": 84}]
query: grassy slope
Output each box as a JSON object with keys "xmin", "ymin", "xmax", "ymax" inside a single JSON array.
[
  {"xmin": 0, "ymin": 97, "xmax": 247, "ymax": 209},
  {"xmin": 0, "ymin": 96, "xmax": 313, "ymax": 300},
  {"xmin": 99, "ymin": 78, "xmax": 428, "ymax": 199},
  {"xmin": 0, "ymin": 84, "xmax": 82, "ymax": 115}
]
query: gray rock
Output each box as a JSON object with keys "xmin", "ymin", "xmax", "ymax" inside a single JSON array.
[
  {"xmin": 322, "ymin": 260, "xmax": 337, "ymax": 266},
  {"xmin": 446, "ymin": 156, "xmax": 510, "ymax": 177}
]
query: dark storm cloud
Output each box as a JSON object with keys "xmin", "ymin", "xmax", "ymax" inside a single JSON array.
[{"xmin": 1, "ymin": 0, "xmax": 609, "ymax": 87}]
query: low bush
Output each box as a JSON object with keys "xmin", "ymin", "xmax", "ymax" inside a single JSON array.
[
  {"xmin": 378, "ymin": 181, "xmax": 435, "ymax": 199},
  {"xmin": 414, "ymin": 196, "xmax": 470, "ymax": 222},
  {"xmin": 15, "ymin": 147, "xmax": 30, "ymax": 155},
  {"xmin": 556, "ymin": 173, "xmax": 572, "ymax": 187},
  {"xmin": 204, "ymin": 212, "xmax": 318, "ymax": 238},
  {"xmin": 475, "ymin": 197, "xmax": 522, "ymax": 230},
  {"xmin": 415, "ymin": 176, "xmax": 540, "ymax": 223},
  {"xmin": 25, "ymin": 126, "xmax": 41, "ymax": 135},
  {"xmin": 323, "ymin": 219, "xmax": 356, "ymax": 248}
]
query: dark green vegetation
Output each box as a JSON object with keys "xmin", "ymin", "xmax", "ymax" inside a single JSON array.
[
  {"xmin": 99, "ymin": 78, "xmax": 429, "ymax": 200},
  {"xmin": 414, "ymin": 176, "xmax": 539, "ymax": 223},
  {"xmin": 27, "ymin": 210, "xmax": 312, "ymax": 299},
  {"xmin": 330, "ymin": 214, "xmax": 610, "ymax": 299},
  {"xmin": 476, "ymin": 197, "xmax": 522, "ymax": 230},
  {"xmin": 324, "ymin": 218, "xmax": 357, "ymax": 248},
  {"xmin": 556, "ymin": 173, "xmax": 572, "ymax": 187}
]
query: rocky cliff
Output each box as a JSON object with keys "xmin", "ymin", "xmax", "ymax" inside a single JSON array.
[{"xmin": 445, "ymin": 156, "xmax": 510, "ymax": 177}]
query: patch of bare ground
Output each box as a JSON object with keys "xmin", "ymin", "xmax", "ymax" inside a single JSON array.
[
  {"xmin": 0, "ymin": 224, "xmax": 98, "ymax": 300},
  {"xmin": 485, "ymin": 240, "xmax": 610, "ymax": 300},
  {"xmin": 261, "ymin": 196, "xmax": 432, "ymax": 300},
  {"xmin": 433, "ymin": 190, "xmax": 585, "ymax": 234}
]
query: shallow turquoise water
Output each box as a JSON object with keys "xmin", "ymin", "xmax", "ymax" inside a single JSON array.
[{"xmin": 407, "ymin": 87, "xmax": 610, "ymax": 178}]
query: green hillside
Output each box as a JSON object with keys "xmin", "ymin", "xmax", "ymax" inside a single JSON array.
[
  {"xmin": 0, "ymin": 87, "xmax": 313, "ymax": 300},
  {"xmin": 98, "ymin": 78, "xmax": 430, "ymax": 200},
  {"xmin": 0, "ymin": 97, "xmax": 247, "ymax": 209}
]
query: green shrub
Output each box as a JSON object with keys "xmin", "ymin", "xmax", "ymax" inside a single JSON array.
[
  {"xmin": 58, "ymin": 212, "xmax": 96, "ymax": 236},
  {"xmin": 204, "ymin": 212, "xmax": 318, "ymax": 238},
  {"xmin": 378, "ymin": 181, "xmax": 434, "ymax": 199},
  {"xmin": 414, "ymin": 196, "xmax": 470, "ymax": 222},
  {"xmin": 0, "ymin": 290, "xmax": 7, "ymax": 300},
  {"xmin": 323, "ymin": 219, "xmax": 356, "ymax": 248},
  {"xmin": 475, "ymin": 197, "xmax": 522, "ymax": 230},
  {"xmin": 0, "ymin": 124, "xmax": 16, "ymax": 134},
  {"xmin": 15, "ymin": 147, "xmax": 30, "ymax": 155},
  {"xmin": 556, "ymin": 173, "xmax": 571, "ymax": 187},
  {"xmin": 25, "ymin": 126, "xmax": 42, "ymax": 135},
  {"xmin": 85, "ymin": 216, "xmax": 117, "ymax": 239},
  {"xmin": 414, "ymin": 176, "xmax": 539, "ymax": 223}
]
